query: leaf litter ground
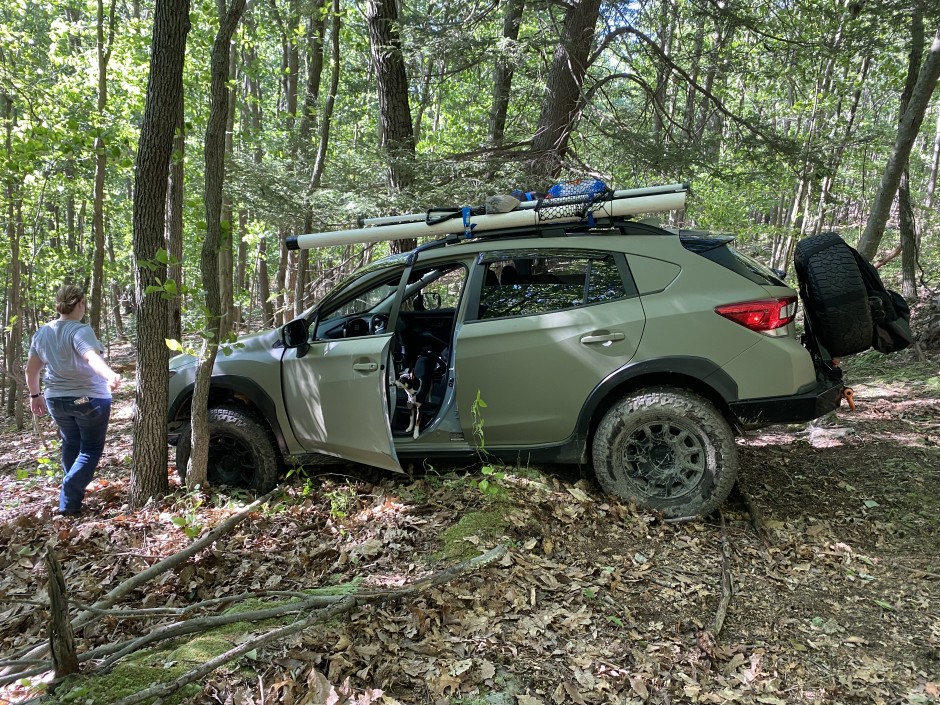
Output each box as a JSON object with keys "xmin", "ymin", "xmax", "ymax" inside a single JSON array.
[{"xmin": 0, "ymin": 347, "xmax": 938, "ymax": 705}]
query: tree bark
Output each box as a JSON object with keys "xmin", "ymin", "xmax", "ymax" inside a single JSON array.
[
  {"xmin": 187, "ymin": 0, "xmax": 246, "ymax": 489},
  {"xmin": 857, "ymin": 25, "xmax": 940, "ymax": 261},
  {"xmin": 366, "ymin": 0, "xmax": 415, "ymax": 173},
  {"xmin": 366, "ymin": 0, "xmax": 417, "ymax": 252},
  {"xmin": 488, "ymin": 0, "xmax": 525, "ymax": 146},
  {"xmin": 926, "ymin": 105, "xmax": 940, "ymax": 209},
  {"xmin": 528, "ymin": 0, "xmax": 602, "ymax": 180},
  {"xmin": 130, "ymin": 0, "xmax": 191, "ymax": 507},
  {"xmin": 166, "ymin": 105, "xmax": 185, "ymax": 344},
  {"xmin": 89, "ymin": 0, "xmax": 117, "ymax": 333}
]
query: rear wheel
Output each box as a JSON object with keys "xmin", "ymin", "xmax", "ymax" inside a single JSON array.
[
  {"xmin": 176, "ymin": 406, "xmax": 279, "ymax": 492},
  {"xmin": 592, "ymin": 388, "xmax": 737, "ymax": 520},
  {"xmin": 795, "ymin": 232, "xmax": 872, "ymax": 356}
]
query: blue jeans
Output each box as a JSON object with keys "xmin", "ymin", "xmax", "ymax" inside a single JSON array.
[{"xmin": 47, "ymin": 397, "xmax": 112, "ymax": 513}]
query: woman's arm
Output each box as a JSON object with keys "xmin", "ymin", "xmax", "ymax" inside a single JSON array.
[
  {"xmin": 83, "ymin": 350, "xmax": 123, "ymax": 391},
  {"xmin": 26, "ymin": 354, "xmax": 47, "ymax": 415}
]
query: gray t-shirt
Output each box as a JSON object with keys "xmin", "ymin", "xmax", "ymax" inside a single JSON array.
[{"xmin": 28, "ymin": 320, "xmax": 111, "ymax": 399}]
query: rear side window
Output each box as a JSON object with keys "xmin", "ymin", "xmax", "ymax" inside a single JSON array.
[
  {"xmin": 478, "ymin": 252, "xmax": 628, "ymax": 319},
  {"xmin": 681, "ymin": 236, "xmax": 785, "ymax": 286}
]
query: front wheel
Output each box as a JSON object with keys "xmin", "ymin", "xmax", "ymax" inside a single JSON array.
[
  {"xmin": 592, "ymin": 388, "xmax": 738, "ymax": 520},
  {"xmin": 176, "ymin": 406, "xmax": 280, "ymax": 492}
]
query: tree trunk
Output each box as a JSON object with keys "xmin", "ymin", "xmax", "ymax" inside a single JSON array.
[
  {"xmin": 166, "ymin": 105, "xmax": 185, "ymax": 344},
  {"xmin": 926, "ymin": 105, "xmax": 940, "ymax": 209},
  {"xmin": 106, "ymin": 229, "xmax": 126, "ymax": 340},
  {"xmin": 528, "ymin": 0, "xmax": 602, "ymax": 180},
  {"xmin": 857, "ymin": 25, "xmax": 940, "ymax": 261},
  {"xmin": 130, "ymin": 0, "xmax": 191, "ymax": 508},
  {"xmin": 365, "ymin": 0, "xmax": 416, "ymax": 189},
  {"xmin": 89, "ymin": 0, "xmax": 117, "ymax": 333},
  {"xmin": 488, "ymin": 0, "xmax": 525, "ymax": 146},
  {"xmin": 297, "ymin": 0, "xmax": 327, "ymax": 152},
  {"xmin": 366, "ymin": 0, "xmax": 417, "ymax": 252},
  {"xmin": 898, "ymin": 8, "xmax": 924, "ymax": 299},
  {"xmin": 187, "ymin": 0, "xmax": 246, "ymax": 489}
]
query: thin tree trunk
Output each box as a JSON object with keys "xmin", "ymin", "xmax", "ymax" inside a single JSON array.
[
  {"xmin": 857, "ymin": 26, "xmax": 940, "ymax": 260},
  {"xmin": 166, "ymin": 106, "xmax": 185, "ymax": 344},
  {"xmin": 89, "ymin": 0, "xmax": 117, "ymax": 333},
  {"xmin": 488, "ymin": 0, "xmax": 525, "ymax": 146},
  {"xmin": 366, "ymin": 0, "xmax": 417, "ymax": 252},
  {"xmin": 528, "ymin": 0, "xmax": 602, "ymax": 180},
  {"xmin": 130, "ymin": 0, "xmax": 191, "ymax": 507},
  {"xmin": 106, "ymin": 229, "xmax": 126, "ymax": 340},
  {"xmin": 898, "ymin": 8, "xmax": 924, "ymax": 299},
  {"xmin": 187, "ymin": 0, "xmax": 246, "ymax": 489},
  {"xmin": 926, "ymin": 105, "xmax": 940, "ymax": 209}
]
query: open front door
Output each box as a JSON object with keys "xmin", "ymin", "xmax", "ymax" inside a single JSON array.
[{"xmin": 282, "ymin": 334, "xmax": 402, "ymax": 472}]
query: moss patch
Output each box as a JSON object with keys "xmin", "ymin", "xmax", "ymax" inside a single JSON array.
[{"xmin": 436, "ymin": 509, "xmax": 510, "ymax": 562}]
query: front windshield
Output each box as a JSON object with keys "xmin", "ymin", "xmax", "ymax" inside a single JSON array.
[{"xmin": 305, "ymin": 253, "xmax": 409, "ymax": 320}]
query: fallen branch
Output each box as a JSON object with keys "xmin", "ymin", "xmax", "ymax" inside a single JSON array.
[
  {"xmin": 712, "ymin": 511, "xmax": 733, "ymax": 637},
  {"xmin": 103, "ymin": 545, "xmax": 508, "ymax": 705},
  {"xmin": 734, "ymin": 481, "xmax": 770, "ymax": 545},
  {"xmin": 2, "ymin": 543, "xmax": 508, "ymax": 696}
]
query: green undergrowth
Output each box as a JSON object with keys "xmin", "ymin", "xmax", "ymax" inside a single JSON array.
[{"xmin": 841, "ymin": 347, "xmax": 939, "ymax": 388}]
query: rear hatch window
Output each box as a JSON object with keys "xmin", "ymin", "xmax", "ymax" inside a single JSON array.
[{"xmin": 680, "ymin": 235, "xmax": 785, "ymax": 287}]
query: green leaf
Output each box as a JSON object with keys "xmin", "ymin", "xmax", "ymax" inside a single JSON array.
[
  {"xmin": 873, "ymin": 599, "xmax": 894, "ymax": 611},
  {"xmin": 165, "ymin": 338, "xmax": 183, "ymax": 352}
]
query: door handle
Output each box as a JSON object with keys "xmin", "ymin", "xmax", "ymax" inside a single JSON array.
[
  {"xmin": 352, "ymin": 362, "xmax": 378, "ymax": 372},
  {"xmin": 580, "ymin": 332, "xmax": 626, "ymax": 345}
]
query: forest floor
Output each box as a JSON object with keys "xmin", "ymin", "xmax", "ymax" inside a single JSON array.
[{"xmin": 0, "ymin": 342, "xmax": 938, "ymax": 705}]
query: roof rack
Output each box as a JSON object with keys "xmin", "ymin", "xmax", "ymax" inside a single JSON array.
[{"xmin": 286, "ymin": 182, "xmax": 689, "ymax": 251}]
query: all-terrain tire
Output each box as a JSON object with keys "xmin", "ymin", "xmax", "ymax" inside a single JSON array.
[
  {"xmin": 592, "ymin": 388, "xmax": 738, "ymax": 520},
  {"xmin": 794, "ymin": 232, "xmax": 872, "ymax": 356},
  {"xmin": 176, "ymin": 406, "xmax": 279, "ymax": 492}
]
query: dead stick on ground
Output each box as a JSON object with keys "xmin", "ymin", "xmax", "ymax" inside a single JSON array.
[
  {"xmin": 735, "ymin": 481, "xmax": 769, "ymax": 545},
  {"xmin": 0, "ymin": 490, "xmax": 278, "ymax": 685},
  {"xmin": 106, "ymin": 545, "xmax": 508, "ymax": 705},
  {"xmin": 712, "ymin": 511, "xmax": 733, "ymax": 637}
]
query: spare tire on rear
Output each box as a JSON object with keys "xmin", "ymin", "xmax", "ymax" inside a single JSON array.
[{"xmin": 794, "ymin": 232, "xmax": 872, "ymax": 357}]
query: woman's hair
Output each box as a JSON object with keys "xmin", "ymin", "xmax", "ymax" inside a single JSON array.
[{"xmin": 55, "ymin": 284, "xmax": 85, "ymax": 315}]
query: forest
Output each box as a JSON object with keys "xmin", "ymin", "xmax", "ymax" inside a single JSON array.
[{"xmin": 2, "ymin": 0, "xmax": 940, "ymax": 702}]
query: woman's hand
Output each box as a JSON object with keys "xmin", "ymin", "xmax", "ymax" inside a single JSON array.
[{"xmin": 29, "ymin": 395, "xmax": 46, "ymax": 417}]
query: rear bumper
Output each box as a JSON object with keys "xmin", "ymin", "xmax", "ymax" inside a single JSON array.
[{"xmin": 728, "ymin": 376, "xmax": 844, "ymax": 427}]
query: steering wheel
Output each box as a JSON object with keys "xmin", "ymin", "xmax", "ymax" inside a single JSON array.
[{"xmin": 370, "ymin": 314, "xmax": 389, "ymax": 334}]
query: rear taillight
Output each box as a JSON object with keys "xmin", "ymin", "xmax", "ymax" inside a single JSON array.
[{"xmin": 715, "ymin": 297, "xmax": 797, "ymax": 336}]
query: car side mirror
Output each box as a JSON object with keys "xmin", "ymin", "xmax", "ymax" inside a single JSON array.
[{"xmin": 280, "ymin": 319, "xmax": 309, "ymax": 348}]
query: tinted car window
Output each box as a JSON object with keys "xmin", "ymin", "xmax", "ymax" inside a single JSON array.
[
  {"xmin": 479, "ymin": 253, "xmax": 626, "ymax": 319},
  {"xmin": 680, "ymin": 235, "xmax": 785, "ymax": 286}
]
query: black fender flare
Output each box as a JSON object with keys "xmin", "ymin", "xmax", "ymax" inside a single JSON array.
[
  {"xmin": 167, "ymin": 375, "xmax": 287, "ymax": 454},
  {"xmin": 575, "ymin": 356, "xmax": 740, "ymax": 442}
]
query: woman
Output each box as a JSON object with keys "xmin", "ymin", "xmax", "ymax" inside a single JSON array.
[{"xmin": 25, "ymin": 285, "xmax": 122, "ymax": 516}]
